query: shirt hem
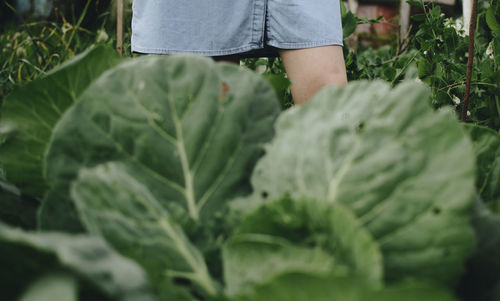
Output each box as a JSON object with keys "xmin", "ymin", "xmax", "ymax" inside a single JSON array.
[
  {"xmin": 267, "ymin": 40, "xmax": 344, "ymax": 49},
  {"xmin": 131, "ymin": 44, "xmax": 263, "ymax": 56},
  {"xmin": 132, "ymin": 39, "xmax": 344, "ymax": 56}
]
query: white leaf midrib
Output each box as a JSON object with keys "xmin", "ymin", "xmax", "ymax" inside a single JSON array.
[{"xmin": 167, "ymin": 95, "xmax": 198, "ymax": 221}]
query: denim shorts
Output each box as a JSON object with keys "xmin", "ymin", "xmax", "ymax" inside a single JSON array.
[{"xmin": 131, "ymin": 0, "xmax": 343, "ymax": 57}]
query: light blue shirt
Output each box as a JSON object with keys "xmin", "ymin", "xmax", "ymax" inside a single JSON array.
[{"xmin": 131, "ymin": 0, "xmax": 343, "ymax": 57}]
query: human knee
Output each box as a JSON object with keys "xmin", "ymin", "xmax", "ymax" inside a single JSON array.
[
  {"xmin": 290, "ymin": 70, "xmax": 347, "ymax": 105},
  {"xmin": 305, "ymin": 68, "xmax": 347, "ymax": 90}
]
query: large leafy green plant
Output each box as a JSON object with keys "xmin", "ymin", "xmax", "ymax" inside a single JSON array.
[
  {"xmin": 239, "ymin": 80, "xmax": 476, "ymax": 286},
  {"xmin": 0, "ymin": 222, "xmax": 155, "ymax": 301},
  {"xmin": 40, "ymin": 54, "xmax": 281, "ymax": 232},
  {"xmin": 71, "ymin": 162, "xmax": 219, "ymax": 297},
  {"xmin": 66, "ymin": 75, "xmax": 462, "ymax": 299},
  {"xmin": 223, "ymin": 197, "xmax": 383, "ymax": 297},
  {"xmin": 0, "ymin": 45, "xmax": 122, "ymax": 197},
  {"xmin": 0, "ymin": 49, "xmax": 494, "ymax": 300}
]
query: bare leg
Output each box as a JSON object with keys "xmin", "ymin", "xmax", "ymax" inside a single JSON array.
[
  {"xmin": 212, "ymin": 54, "xmax": 240, "ymax": 65},
  {"xmin": 279, "ymin": 46, "xmax": 347, "ymax": 105}
]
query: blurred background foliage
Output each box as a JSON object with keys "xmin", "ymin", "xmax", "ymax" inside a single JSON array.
[
  {"xmin": 0, "ymin": 0, "xmax": 132, "ymax": 102},
  {"xmin": 0, "ymin": 0, "xmax": 499, "ymax": 129}
]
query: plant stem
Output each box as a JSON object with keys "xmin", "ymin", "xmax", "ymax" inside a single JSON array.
[
  {"xmin": 461, "ymin": 0, "xmax": 478, "ymax": 122},
  {"xmin": 438, "ymin": 81, "xmax": 498, "ymax": 92},
  {"xmin": 421, "ymin": 0, "xmax": 438, "ymax": 40},
  {"xmin": 63, "ymin": 0, "xmax": 92, "ymax": 59},
  {"xmin": 391, "ymin": 51, "xmax": 420, "ymax": 86},
  {"xmin": 392, "ymin": 24, "xmax": 414, "ymax": 67}
]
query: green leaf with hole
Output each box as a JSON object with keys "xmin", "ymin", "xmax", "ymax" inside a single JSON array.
[{"xmin": 244, "ymin": 80, "xmax": 476, "ymax": 286}]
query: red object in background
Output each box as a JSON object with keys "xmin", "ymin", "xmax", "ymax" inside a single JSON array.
[{"xmin": 356, "ymin": 5, "xmax": 398, "ymax": 35}]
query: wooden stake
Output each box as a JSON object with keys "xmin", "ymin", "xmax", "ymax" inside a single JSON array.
[
  {"xmin": 117, "ymin": 0, "xmax": 124, "ymax": 55},
  {"xmin": 461, "ymin": 0, "xmax": 478, "ymax": 123}
]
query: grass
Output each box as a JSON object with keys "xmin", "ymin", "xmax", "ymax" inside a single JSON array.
[{"xmin": 0, "ymin": 0, "xmax": 134, "ymax": 103}]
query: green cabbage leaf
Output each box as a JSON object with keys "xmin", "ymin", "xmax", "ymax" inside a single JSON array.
[
  {"xmin": 0, "ymin": 45, "xmax": 122, "ymax": 197},
  {"xmin": 0, "ymin": 170, "xmax": 38, "ymax": 229},
  {"xmin": 0, "ymin": 222, "xmax": 154, "ymax": 301},
  {"xmin": 235, "ymin": 272, "xmax": 457, "ymax": 301},
  {"xmin": 71, "ymin": 162, "xmax": 218, "ymax": 297},
  {"xmin": 225, "ymin": 197, "xmax": 382, "ymax": 298},
  {"xmin": 41, "ymin": 55, "xmax": 280, "ymax": 231},
  {"xmin": 244, "ymin": 80, "xmax": 476, "ymax": 285}
]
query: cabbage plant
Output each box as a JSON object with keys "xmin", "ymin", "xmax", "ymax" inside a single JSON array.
[{"xmin": 0, "ymin": 48, "xmax": 499, "ymax": 301}]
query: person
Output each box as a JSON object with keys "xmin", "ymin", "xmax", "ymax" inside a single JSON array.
[{"xmin": 131, "ymin": 0, "xmax": 347, "ymax": 104}]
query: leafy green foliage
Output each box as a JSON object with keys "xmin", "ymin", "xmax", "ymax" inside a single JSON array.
[
  {"xmin": 40, "ymin": 55, "xmax": 280, "ymax": 232},
  {"xmin": 347, "ymin": 45, "xmax": 420, "ymax": 83},
  {"xmin": 242, "ymin": 57, "xmax": 293, "ymax": 109},
  {"xmin": 245, "ymin": 81, "xmax": 476, "ymax": 285},
  {"xmin": 236, "ymin": 273, "xmax": 457, "ymax": 301},
  {"xmin": 224, "ymin": 197, "xmax": 383, "ymax": 298},
  {"xmin": 0, "ymin": 222, "xmax": 155, "ymax": 301},
  {"xmin": 465, "ymin": 124, "xmax": 500, "ymax": 209},
  {"xmin": 459, "ymin": 199, "xmax": 500, "ymax": 301},
  {"xmin": 343, "ymin": 0, "xmax": 500, "ymax": 130},
  {"xmin": 232, "ymin": 198, "xmax": 382, "ymax": 286},
  {"xmin": 411, "ymin": 0, "xmax": 499, "ymax": 128},
  {"xmin": 262, "ymin": 73, "xmax": 291, "ymax": 109},
  {"xmin": 0, "ymin": 0, "xmax": 131, "ymax": 102},
  {"xmin": 459, "ymin": 123, "xmax": 500, "ymax": 301},
  {"xmin": 0, "ymin": 45, "xmax": 122, "ymax": 197},
  {"xmin": 18, "ymin": 274, "xmax": 78, "ymax": 301},
  {"xmin": 0, "ymin": 44, "xmax": 498, "ymax": 300},
  {"xmin": 340, "ymin": 1, "xmax": 358, "ymax": 39},
  {"xmin": 0, "ymin": 171, "xmax": 38, "ymax": 229},
  {"xmin": 223, "ymin": 234, "xmax": 336, "ymax": 297},
  {"xmin": 71, "ymin": 162, "xmax": 218, "ymax": 297},
  {"xmin": 486, "ymin": 4, "xmax": 500, "ymax": 34}
]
